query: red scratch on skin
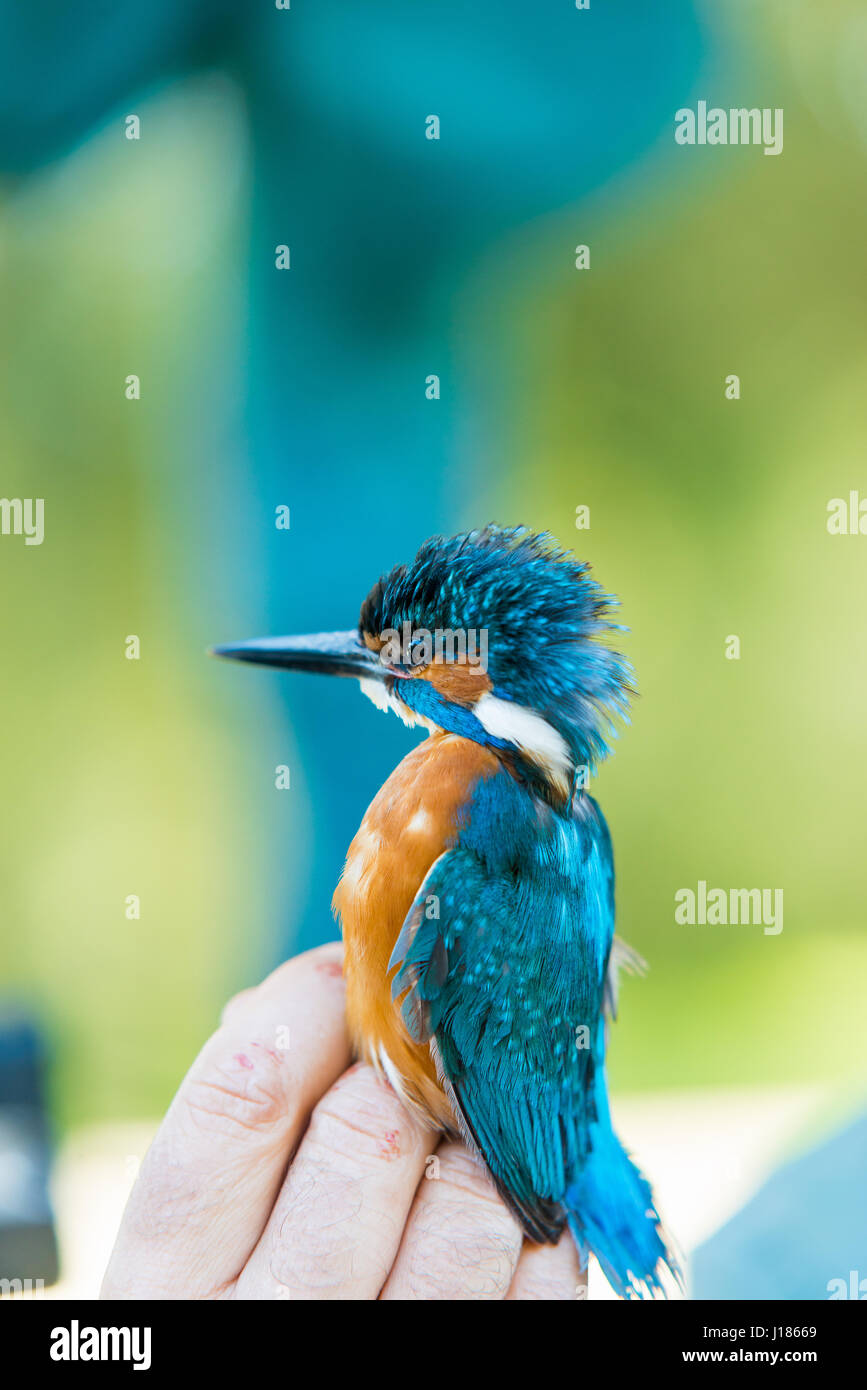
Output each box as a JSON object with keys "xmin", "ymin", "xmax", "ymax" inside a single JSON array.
[
  {"xmin": 234, "ymin": 1053, "xmax": 254, "ymax": 1070},
  {"xmin": 250, "ymin": 1041, "xmax": 282, "ymax": 1064},
  {"xmin": 316, "ymin": 959, "xmax": 345, "ymax": 979},
  {"xmin": 380, "ymin": 1129, "xmax": 401, "ymax": 1160}
]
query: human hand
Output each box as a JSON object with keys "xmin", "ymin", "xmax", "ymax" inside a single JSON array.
[{"xmin": 102, "ymin": 943, "xmax": 585, "ymax": 1300}]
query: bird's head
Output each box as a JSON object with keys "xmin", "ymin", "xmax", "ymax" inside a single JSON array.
[{"xmin": 213, "ymin": 526, "xmax": 632, "ymax": 803}]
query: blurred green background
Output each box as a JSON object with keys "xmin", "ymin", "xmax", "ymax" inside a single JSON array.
[{"xmin": 1, "ymin": 0, "xmax": 865, "ymax": 1153}]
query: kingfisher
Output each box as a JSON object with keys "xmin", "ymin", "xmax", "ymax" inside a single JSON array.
[{"xmin": 213, "ymin": 525, "xmax": 679, "ymax": 1299}]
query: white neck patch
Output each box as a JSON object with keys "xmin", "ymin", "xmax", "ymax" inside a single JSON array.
[
  {"xmin": 473, "ymin": 692, "xmax": 572, "ymax": 793},
  {"xmin": 358, "ymin": 676, "xmax": 438, "ymax": 734},
  {"xmin": 359, "ymin": 677, "xmax": 573, "ymax": 790}
]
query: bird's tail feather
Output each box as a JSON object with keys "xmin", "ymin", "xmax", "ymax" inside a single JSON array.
[{"xmin": 565, "ymin": 1068, "xmax": 682, "ymax": 1299}]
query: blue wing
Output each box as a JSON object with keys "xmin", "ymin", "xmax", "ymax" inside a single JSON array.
[{"xmin": 388, "ymin": 768, "xmax": 616, "ymax": 1243}]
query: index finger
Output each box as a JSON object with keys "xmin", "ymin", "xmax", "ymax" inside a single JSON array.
[{"xmin": 102, "ymin": 942, "xmax": 351, "ymax": 1299}]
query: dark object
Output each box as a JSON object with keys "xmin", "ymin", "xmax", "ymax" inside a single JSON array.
[{"xmin": 0, "ymin": 1009, "xmax": 59, "ymax": 1289}]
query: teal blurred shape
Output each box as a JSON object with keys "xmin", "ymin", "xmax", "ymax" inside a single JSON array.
[
  {"xmin": 0, "ymin": 1, "xmax": 703, "ymax": 957},
  {"xmin": 692, "ymin": 1112, "xmax": 867, "ymax": 1300},
  {"xmin": 0, "ymin": 1010, "xmax": 59, "ymax": 1288}
]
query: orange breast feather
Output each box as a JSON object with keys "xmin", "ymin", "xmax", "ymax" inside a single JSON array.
[{"xmin": 332, "ymin": 732, "xmax": 499, "ymax": 1130}]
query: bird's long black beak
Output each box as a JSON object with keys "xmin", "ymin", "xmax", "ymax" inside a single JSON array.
[{"xmin": 210, "ymin": 629, "xmax": 384, "ymax": 681}]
